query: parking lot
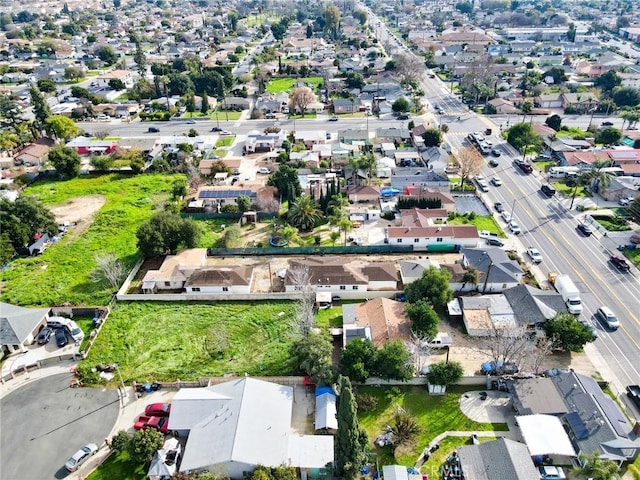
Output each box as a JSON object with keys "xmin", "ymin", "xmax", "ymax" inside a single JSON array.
[{"xmin": 1, "ymin": 373, "xmax": 118, "ymax": 480}]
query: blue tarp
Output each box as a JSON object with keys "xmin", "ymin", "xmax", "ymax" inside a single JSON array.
[
  {"xmin": 315, "ymin": 386, "xmax": 336, "ymax": 397},
  {"xmin": 380, "ymin": 188, "xmax": 400, "ymax": 196}
]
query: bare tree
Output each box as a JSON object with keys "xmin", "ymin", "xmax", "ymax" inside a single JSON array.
[
  {"xmin": 289, "ymin": 87, "xmax": 316, "ymax": 117},
  {"xmin": 475, "ymin": 322, "xmax": 534, "ymax": 368},
  {"xmin": 394, "ymin": 53, "xmax": 423, "ymax": 86},
  {"xmin": 255, "ymin": 196, "xmax": 280, "ymax": 213},
  {"xmin": 184, "ymin": 162, "xmax": 202, "ymax": 190},
  {"xmin": 529, "ymin": 336, "xmax": 554, "ymax": 374},
  {"xmin": 405, "ymin": 331, "xmax": 437, "ymax": 374},
  {"xmin": 94, "ymin": 129, "xmax": 110, "ymax": 140},
  {"xmin": 288, "ymin": 265, "xmax": 316, "ymax": 336},
  {"xmin": 90, "ymin": 253, "xmax": 126, "ymax": 290},
  {"xmin": 455, "ymin": 146, "xmax": 483, "ymax": 188}
]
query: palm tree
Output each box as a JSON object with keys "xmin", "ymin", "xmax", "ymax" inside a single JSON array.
[
  {"xmin": 571, "ymin": 452, "xmax": 620, "ymax": 480},
  {"xmin": 287, "ymin": 195, "xmax": 322, "ymax": 231},
  {"xmin": 358, "ymin": 153, "xmax": 377, "ymax": 185},
  {"xmin": 521, "ymin": 100, "xmax": 533, "ymax": 124},
  {"xmin": 337, "ymin": 216, "xmax": 354, "ymax": 245},
  {"xmin": 569, "ymin": 160, "xmax": 614, "ymax": 209},
  {"xmin": 460, "ymin": 266, "xmax": 479, "ymax": 292},
  {"xmin": 620, "ymin": 109, "xmax": 640, "ymax": 130}
]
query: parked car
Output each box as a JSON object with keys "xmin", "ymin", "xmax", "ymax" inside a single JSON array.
[
  {"xmin": 37, "ymin": 327, "xmax": 53, "ymax": 345},
  {"xmin": 55, "ymin": 328, "xmax": 68, "ymax": 348},
  {"xmin": 257, "ymin": 167, "xmax": 271, "ymax": 174},
  {"xmin": 64, "ymin": 443, "xmax": 98, "ymax": 472},
  {"xmin": 211, "ymin": 127, "xmax": 222, "ymax": 132},
  {"xmin": 539, "ymin": 466, "xmax": 566, "ymax": 480},
  {"xmin": 518, "ymin": 162, "xmax": 533, "ymax": 174},
  {"xmin": 134, "ymin": 415, "xmax": 169, "ymax": 433},
  {"xmin": 145, "ymin": 402, "xmax": 172, "ymax": 417},
  {"xmin": 491, "ymin": 147, "xmax": 501, "ymax": 157},
  {"xmin": 331, "ymin": 295, "xmax": 341, "ymax": 302},
  {"xmin": 476, "ymin": 180, "xmax": 489, "ymax": 192},
  {"xmin": 66, "ymin": 320, "xmax": 85, "ymax": 343},
  {"xmin": 596, "ymin": 305, "xmax": 619, "ymax": 330},
  {"xmin": 501, "ymin": 211, "xmax": 512, "ymax": 223},
  {"xmin": 147, "ymin": 127, "xmax": 160, "ymax": 133},
  {"xmin": 265, "ymin": 113, "xmax": 276, "ymax": 119},
  {"xmin": 577, "ymin": 223, "xmax": 593, "ymax": 236},
  {"xmin": 509, "ymin": 221, "xmax": 522, "ymax": 235},
  {"xmin": 526, "ymin": 247, "xmax": 542, "ymax": 263},
  {"xmin": 610, "ymin": 255, "xmax": 631, "ymax": 271},
  {"xmin": 328, "ymin": 116, "xmax": 338, "ymax": 121},
  {"xmin": 627, "ymin": 385, "xmax": 640, "ymax": 410},
  {"xmin": 618, "ymin": 196, "xmax": 633, "ymax": 206},
  {"xmin": 219, "ymin": 130, "xmax": 233, "ymax": 135},
  {"xmin": 486, "ymin": 237, "xmax": 504, "ymax": 247},
  {"xmin": 490, "ymin": 176, "xmax": 502, "ymax": 186},
  {"xmin": 186, "ymin": 119, "xmax": 196, "ymax": 124},
  {"xmin": 601, "ymin": 121, "xmax": 614, "ymax": 127},
  {"xmin": 494, "ymin": 202, "xmax": 504, "ymax": 213}
]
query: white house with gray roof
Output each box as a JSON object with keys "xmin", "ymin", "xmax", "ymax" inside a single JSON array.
[
  {"xmin": 173, "ymin": 377, "xmax": 333, "ymax": 478},
  {"xmin": 0, "ymin": 302, "xmax": 51, "ymax": 358}
]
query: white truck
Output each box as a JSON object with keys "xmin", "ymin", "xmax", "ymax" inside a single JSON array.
[
  {"xmin": 552, "ymin": 273, "xmax": 583, "ymax": 315},
  {"xmin": 421, "ymin": 332, "xmax": 453, "ymax": 349}
]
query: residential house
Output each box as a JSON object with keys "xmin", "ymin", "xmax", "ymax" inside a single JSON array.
[
  {"xmin": 333, "ymin": 98, "xmax": 357, "ymax": 114},
  {"xmin": 65, "ymin": 138, "xmax": 118, "ymax": 156},
  {"xmin": 535, "ymin": 94, "xmax": 563, "ymax": 109},
  {"xmin": 487, "ymin": 98, "xmax": 518, "ymax": 114},
  {"xmin": 294, "ymin": 130, "xmax": 327, "ymax": 148},
  {"xmin": 223, "ymin": 97, "xmax": 251, "ymax": 111},
  {"xmin": 195, "ymin": 187, "xmax": 266, "ymax": 211},
  {"xmin": 386, "ymin": 208, "xmax": 479, "ymax": 251},
  {"xmin": 420, "ymin": 147, "xmax": 450, "ymax": 172},
  {"xmin": 338, "ymin": 129, "xmax": 370, "ymax": 145},
  {"xmin": 348, "ymin": 185, "xmax": 380, "ymax": 203},
  {"xmin": 509, "ymin": 371, "xmax": 640, "ymax": 462},
  {"xmin": 390, "ymin": 168, "xmax": 451, "ymax": 191},
  {"xmin": 398, "ymin": 258, "xmax": 441, "ymax": 286},
  {"xmin": 599, "ymin": 149, "xmax": 640, "ymax": 177},
  {"xmin": 171, "ymin": 377, "xmax": 334, "ymax": 478},
  {"xmin": 290, "ymin": 151, "xmax": 320, "ymax": 168},
  {"xmin": 13, "ymin": 139, "xmax": 54, "ymax": 167},
  {"xmin": 502, "ymin": 284, "xmax": 568, "ymax": 329},
  {"xmin": 558, "ymin": 150, "xmax": 598, "ymax": 168},
  {"xmin": 284, "ymin": 257, "xmax": 398, "ymax": 293},
  {"xmin": 404, "ymin": 187, "xmax": 456, "ymax": 212},
  {"xmin": 95, "ymin": 69, "xmax": 135, "ymax": 89},
  {"xmin": 459, "ymin": 248, "xmax": 523, "ymax": 293},
  {"xmin": 0, "ymin": 302, "xmax": 51, "ymax": 357},
  {"xmin": 244, "ymin": 130, "xmax": 287, "ymax": 153},
  {"xmin": 341, "ymin": 298, "xmax": 410, "ymax": 347},
  {"xmin": 600, "ymin": 176, "xmax": 640, "ymax": 201},
  {"xmin": 460, "ymin": 295, "xmax": 518, "ymax": 336},
  {"xmin": 457, "ymin": 438, "xmax": 539, "ymax": 480},
  {"xmin": 561, "ymin": 93, "xmax": 599, "ymax": 113},
  {"xmin": 141, "ymin": 248, "xmax": 208, "ymax": 293},
  {"xmin": 184, "ymin": 266, "xmax": 254, "ymax": 294},
  {"xmin": 349, "ymin": 206, "xmax": 381, "ymax": 223},
  {"xmin": 376, "ymin": 127, "xmax": 411, "ymax": 143}
]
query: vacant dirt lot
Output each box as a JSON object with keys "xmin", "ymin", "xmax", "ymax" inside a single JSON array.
[{"xmin": 49, "ymin": 194, "xmax": 106, "ymax": 224}]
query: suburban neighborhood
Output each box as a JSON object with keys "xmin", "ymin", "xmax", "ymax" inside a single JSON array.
[{"xmin": 1, "ymin": 0, "xmax": 640, "ymax": 479}]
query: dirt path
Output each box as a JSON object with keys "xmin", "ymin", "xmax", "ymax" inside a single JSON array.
[{"xmin": 49, "ymin": 194, "xmax": 106, "ymax": 240}]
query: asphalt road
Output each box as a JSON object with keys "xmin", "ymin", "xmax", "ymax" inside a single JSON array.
[
  {"xmin": 0, "ymin": 373, "xmax": 119, "ymax": 480},
  {"xmin": 473, "ymin": 139, "xmax": 640, "ymax": 392}
]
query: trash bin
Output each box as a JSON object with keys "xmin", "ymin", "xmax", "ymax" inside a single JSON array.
[{"xmin": 144, "ymin": 384, "xmax": 152, "ymax": 393}]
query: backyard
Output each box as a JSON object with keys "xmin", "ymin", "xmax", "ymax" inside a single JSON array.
[
  {"xmin": 81, "ymin": 301, "xmax": 299, "ymax": 383},
  {"xmin": 0, "ymin": 173, "xmax": 182, "ymax": 307},
  {"xmin": 356, "ymin": 385, "xmax": 509, "ymax": 474},
  {"xmin": 266, "ymin": 76, "xmax": 323, "ymax": 93}
]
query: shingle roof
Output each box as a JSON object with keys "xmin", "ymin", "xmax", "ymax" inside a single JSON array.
[
  {"xmin": 185, "ymin": 266, "xmax": 254, "ymax": 287},
  {"xmin": 503, "ymin": 284, "xmax": 567, "ymax": 326},
  {"xmin": 458, "ymin": 438, "xmax": 539, "ymax": 480},
  {"xmin": 0, "ymin": 303, "xmax": 50, "ymax": 346}
]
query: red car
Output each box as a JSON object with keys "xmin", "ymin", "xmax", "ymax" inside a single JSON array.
[
  {"xmin": 145, "ymin": 402, "xmax": 171, "ymax": 417},
  {"xmin": 134, "ymin": 415, "xmax": 169, "ymax": 434},
  {"xmin": 610, "ymin": 255, "xmax": 631, "ymax": 272}
]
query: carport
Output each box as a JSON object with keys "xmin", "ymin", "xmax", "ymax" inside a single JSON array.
[{"xmin": 516, "ymin": 414, "xmax": 576, "ymax": 464}]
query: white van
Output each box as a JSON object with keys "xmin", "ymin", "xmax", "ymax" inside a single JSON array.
[
  {"xmin": 47, "ymin": 316, "xmax": 71, "ymax": 329},
  {"xmin": 65, "ymin": 320, "xmax": 85, "ymax": 343}
]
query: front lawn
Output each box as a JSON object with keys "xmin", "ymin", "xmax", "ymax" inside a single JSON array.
[
  {"xmin": 82, "ymin": 301, "xmax": 298, "ymax": 382},
  {"xmin": 216, "ymin": 137, "xmax": 234, "ymax": 147},
  {"xmin": 552, "ymin": 181, "xmax": 587, "ymax": 197},
  {"xmin": 266, "ymin": 76, "xmax": 323, "ymax": 93},
  {"xmin": 357, "ymin": 385, "xmax": 509, "ymax": 467},
  {"xmin": 86, "ymin": 450, "xmax": 146, "ymax": 480},
  {"xmin": 448, "ymin": 214, "xmax": 505, "ymax": 237},
  {"xmin": 591, "ymin": 215, "xmax": 632, "ymax": 232},
  {"xmin": 0, "ymin": 174, "xmax": 182, "ymax": 306},
  {"xmin": 211, "ymin": 111, "xmax": 242, "ymax": 120}
]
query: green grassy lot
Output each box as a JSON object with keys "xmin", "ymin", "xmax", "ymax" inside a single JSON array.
[
  {"xmin": 357, "ymin": 385, "xmax": 509, "ymax": 467},
  {"xmin": 215, "ymin": 137, "xmax": 234, "ymax": 147},
  {"xmin": 82, "ymin": 301, "xmax": 298, "ymax": 383},
  {"xmin": 266, "ymin": 76, "xmax": 323, "ymax": 93},
  {"xmin": 591, "ymin": 215, "xmax": 632, "ymax": 231},
  {"xmin": 449, "ymin": 215, "xmax": 505, "ymax": 237},
  {"xmin": 0, "ymin": 174, "xmax": 182, "ymax": 306},
  {"xmin": 86, "ymin": 450, "xmax": 145, "ymax": 480},
  {"xmin": 211, "ymin": 111, "xmax": 242, "ymax": 120},
  {"xmin": 551, "ymin": 181, "xmax": 587, "ymax": 197}
]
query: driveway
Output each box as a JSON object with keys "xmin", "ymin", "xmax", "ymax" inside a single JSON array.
[
  {"xmin": 454, "ymin": 194, "xmax": 490, "ymax": 216},
  {"xmin": 1, "ymin": 373, "xmax": 119, "ymax": 480}
]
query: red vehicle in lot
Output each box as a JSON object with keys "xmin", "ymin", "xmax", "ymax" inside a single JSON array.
[
  {"xmin": 145, "ymin": 402, "xmax": 171, "ymax": 417},
  {"xmin": 134, "ymin": 415, "xmax": 169, "ymax": 434}
]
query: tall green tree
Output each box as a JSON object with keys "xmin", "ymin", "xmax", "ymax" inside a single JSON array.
[
  {"xmin": 201, "ymin": 92, "xmax": 209, "ymax": 114},
  {"xmin": 290, "ymin": 330, "xmax": 334, "ymax": 384},
  {"xmin": 340, "ymin": 338, "xmax": 377, "ymax": 383},
  {"xmin": 128, "ymin": 428, "xmax": 163, "ymax": 464},
  {"xmin": 544, "ymin": 312, "xmax": 594, "ymax": 351},
  {"xmin": 133, "ymin": 37, "xmax": 146, "ymax": 76},
  {"xmin": 545, "ymin": 114, "xmax": 562, "ymax": 131},
  {"xmin": 334, "ymin": 375, "xmax": 367, "ymax": 480},
  {"xmin": 136, "ymin": 211, "xmax": 202, "ymax": 257},
  {"xmin": 594, "ymin": 70, "xmax": 621, "ymax": 93},
  {"xmin": 185, "ymin": 93, "xmax": 196, "ymax": 116},
  {"xmin": 375, "ymin": 340, "xmax": 413, "ymax": 381},
  {"xmin": 612, "ymin": 87, "xmax": 640, "ymax": 108},
  {"xmin": 267, "ymin": 165, "xmax": 302, "ymax": 202},
  {"xmin": 506, "ymin": 122, "xmax": 542, "ymax": 153},
  {"xmin": 406, "ymin": 299, "xmax": 439, "ymax": 338},
  {"xmin": 422, "ymin": 128, "xmax": 442, "ymax": 147},
  {"xmin": 29, "ymin": 85, "xmax": 52, "ymax": 133},
  {"xmin": 46, "ymin": 115, "xmax": 79, "ymax": 141},
  {"xmin": 595, "ymin": 127, "xmax": 622, "ymax": 145},
  {"xmin": 404, "ymin": 265, "xmax": 453, "ymax": 309},
  {"xmin": 48, "ymin": 145, "xmax": 81, "ymax": 178},
  {"xmin": 426, "ymin": 361, "xmax": 464, "ymax": 387},
  {"xmin": 287, "ymin": 195, "xmax": 322, "ymax": 231},
  {"xmin": 572, "ymin": 452, "xmax": 620, "ymax": 480},
  {"xmin": 0, "ymin": 196, "xmax": 57, "ymax": 250}
]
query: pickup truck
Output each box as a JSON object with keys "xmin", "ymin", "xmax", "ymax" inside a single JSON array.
[{"xmin": 421, "ymin": 332, "xmax": 453, "ymax": 349}]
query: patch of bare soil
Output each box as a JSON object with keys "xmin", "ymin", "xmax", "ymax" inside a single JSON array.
[{"xmin": 49, "ymin": 194, "xmax": 106, "ymax": 240}]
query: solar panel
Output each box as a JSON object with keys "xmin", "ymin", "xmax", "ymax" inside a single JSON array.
[
  {"xmin": 595, "ymin": 396, "xmax": 629, "ymax": 438},
  {"xmin": 566, "ymin": 412, "xmax": 589, "ymax": 440},
  {"xmin": 199, "ymin": 190, "xmax": 256, "ymax": 199}
]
